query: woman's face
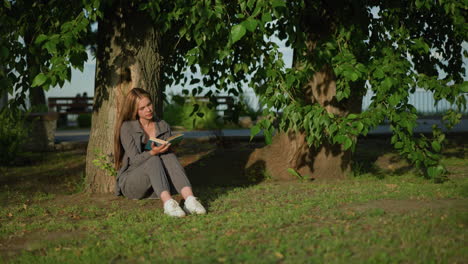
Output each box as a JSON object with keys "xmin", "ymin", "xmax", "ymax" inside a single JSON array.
[{"xmin": 137, "ymin": 96, "xmax": 153, "ymax": 120}]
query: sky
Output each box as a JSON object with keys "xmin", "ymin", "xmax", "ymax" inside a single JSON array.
[{"xmin": 45, "ymin": 58, "xmax": 97, "ymax": 98}]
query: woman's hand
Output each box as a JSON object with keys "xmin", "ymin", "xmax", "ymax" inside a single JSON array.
[{"xmin": 149, "ymin": 142, "xmax": 171, "ymax": 156}]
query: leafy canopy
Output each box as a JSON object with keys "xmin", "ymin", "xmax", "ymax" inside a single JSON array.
[
  {"xmin": 0, "ymin": 0, "xmax": 99, "ymax": 108},
  {"xmin": 1, "ymin": 0, "xmax": 466, "ymax": 180},
  {"xmin": 167, "ymin": 0, "xmax": 467, "ymax": 180}
]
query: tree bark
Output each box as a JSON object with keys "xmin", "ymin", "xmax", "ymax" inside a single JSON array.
[
  {"xmin": 29, "ymin": 87, "xmax": 46, "ymax": 109},
  {"xmin": 85, "ymin": 2, "xmax": 164, "ymax": 193},
  {"xmin": 247, "ymin": 68, "xmax": 361, "ymax": 180},
  {"xmin": 24, "ymin": 27, "xmax": 47, "ymax": 109},
  {"xmin": 246, "ymin": 2, "xmax": 363, "ymax": 180}
]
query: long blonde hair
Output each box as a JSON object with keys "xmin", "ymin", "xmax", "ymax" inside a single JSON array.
[{"xmin": 114, "ymin": 88, "xmax": 152, "ymax": 170}]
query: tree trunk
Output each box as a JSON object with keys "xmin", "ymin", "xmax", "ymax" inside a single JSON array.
[
  {"xmin": 24, "ymin": 27, "xmax": 47, "ymax": 110},
  {"xmin": 246, "ymin": 3, "xmax": 363, "ymax": 180},
  {"xmin": 247, "ymin": 68, "xmax": 361, "ymax": 180},
  {"xmin": 29, "ymin": 87, "xmax": 46, "ymax": 109},
  {"xmin": 85, "ymin": 3, "xmax": 164, "ymax": 193}
]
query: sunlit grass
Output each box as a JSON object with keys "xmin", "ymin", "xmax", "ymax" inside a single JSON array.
[{"xmin": 0, "ymin": 140, "xmax": 467, "ymax": 263}]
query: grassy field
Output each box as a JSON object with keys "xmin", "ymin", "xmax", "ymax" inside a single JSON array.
[{"xmin": 0, "ymin": 136, "xmax": 467, "ymax": 263}]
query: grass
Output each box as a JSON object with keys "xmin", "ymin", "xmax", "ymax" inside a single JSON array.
[
  {"xmin": 0, "ymin": 138, "xmax": 467, "ymax": 263},
  {"xmin": 0, "ymin": 150, "xmax": 85, "ymax": 205}
]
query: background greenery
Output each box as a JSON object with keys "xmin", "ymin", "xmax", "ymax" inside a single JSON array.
[
  {"xmin": 163, "ymin": 96, "xmax": 221, "ymax": 130},
  {"xmin": 76, "ymin": 113, "xmax": 92, "ymax": 128}
]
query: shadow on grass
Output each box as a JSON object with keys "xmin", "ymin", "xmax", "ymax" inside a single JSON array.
[
  {"xmin": 0, "ymin": 150, "xmax": 86, "ymax": 205},
  {"xmin": 353, "ymin": 133, "xmax": 468, "ymax": 179},
  {"xmin": 0, "ymin": 140, "xmax": 268, "ymax": 209},
  {"xmin": 2, "ymin": 134, "xmax": 464, "ymax": 208},
  {"xmin": 182, "ymin": 140, "xmax": 267, "ymax": 208},
  {"xmin": 442, "ymin": 133, "xmax": 468, "ymax": 159},
  {"xmin": 352, "ymin": 136, "xmax": 398, "ymax": 179}
]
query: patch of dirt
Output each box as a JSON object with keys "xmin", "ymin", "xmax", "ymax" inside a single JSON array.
[
  {"xmin": 446, "ymin": 166, "xmax": 468, "ymax": 180},
  {"xmin": 344, "ymin": 198, "xmax": 468, "ymax": 214},
  {"xmin": 0, "ymin": 230, "xmax": 86, "ymax": 259},
  {"xmin": 0, "ymin": 192, "xmax": 168, "ymax": 260},
  {"xmin": 374, "ymin": 153, "xmax": 411, "ymax": 172},
  {"xmin": 37, "ymin": 192, "xmax": 167, "ymax": 211}
]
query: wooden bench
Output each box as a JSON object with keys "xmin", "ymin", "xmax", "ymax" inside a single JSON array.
[
  {"xmin": 48, "ymin": 97, "xmax": 93, "ymax": 126},
  {"xmin": 47, "ymin": 95, "xmax": 237, "ymax": 125},
  {"xmin": 188, "ymin": 96, "xmax": 236, "ymax": 120}
]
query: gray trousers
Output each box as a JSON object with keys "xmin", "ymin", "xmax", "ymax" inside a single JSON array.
[{"xmin": 119, "ymin": 153, "xmax": 191, "ymax": 200}]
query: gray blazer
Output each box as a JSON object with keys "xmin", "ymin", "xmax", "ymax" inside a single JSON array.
[{"xmin": 115, "ymin": 118, "xmax": 172, "ymax": 196}]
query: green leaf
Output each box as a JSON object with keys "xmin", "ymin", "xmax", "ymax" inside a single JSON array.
[
  {"xmin": 247, "ymin": 0, "xmax": 256, "ymax": 9},
  {"xmin": 187, "ymin": 55, "xmax": 197, "ymax": 66},
  {"xmin": 31, "ymin": 73, "xmax": 47, "ymax": 87},
  {"xmin": 426, "ymin": 165, "xmax": 445, "ymax": 179},
  {"xmin": 373, "ymin": 68, "xmax": 384, "ymax": 79},
  {"xmin": 250, "ymin": 125, "xmax": 261, "ymax": 139},
  {"xmin": 261, "ymin": 13, "xmax": 272, "ymax": 23},
  {"xmin": 271, "ymin": 0, "xmax": 286, "ymax": 8},
  {"xmin": 43, "ymin": 41, "xmax": 57, "ymax": 53},
  {"xmin": 264, "ymin": 129, "xmax": 273, "ymax": 145},
  {"xmin": 394, "ymin": 142, "xmax": 403, "ymax": 149},
  {"xmin": 415, "ymin": 0, "xmax": 423, "ymax": 8},
  {"xmin": 343, "ymin": 137, "xmax": 353, "ymax": 150},
  {"xmin": 460, "ymin": 81, "xmax": 468, "ymax": 93},
  {"xmin": 218, "ymin": 49, "xmax": 230, "ymax": 60},
  {"xmin": 388, "ymin": 94, "xmax": 400, "ymax": 106},
  {"xmin": 35, "ymin": 34, "xmax": 48, "ymax": 45},
  {"xmin": 334, "ymin": 135, "xmax": 347, "ymax": 144},
  {"xmin": 179, "ymin": 27, "xmax": 187, "ymax": 37},
  {"xmin": 190, "ymin": 78, "xmax": 200, "ymax": 85},
  {"xmin": 356, "ymin": 122, "xmax": 364, "ymax": 133},
  {"xmin": 431, "ymin": 141, "xmax": 441, "ymax": 152},
  {"xmin": 230, "ymin": 24, "xmax": 246, "ymax": 44},
  {"xmin": 413, "ymin": 38, "xmax": 430, "ymax": 53},
  {"xmin": 69, "ymin": 51, "xmax": 88, "ymax": 68},
  {"xmin": 382, "ymin": 77, "xmax": 393, "ymax": 90},
  {"xmin": 287, "ymin": 168, "xmax": 302, "ymax": 179},
  {"xmin": 242, "ymin": 18, "xmax": 258, "ymax": 32}
]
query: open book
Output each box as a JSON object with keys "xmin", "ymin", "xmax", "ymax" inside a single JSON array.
[{"xmin": 144, "ymin": 134, "xmax": 184, "ymax": 150}]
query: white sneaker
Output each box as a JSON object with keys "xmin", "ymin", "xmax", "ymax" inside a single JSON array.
[
  {"xmin": 183, "ymin": 196, "xmax": 207, "ymax": 215},
  {"xmin": 164, "ymin": 199, "xmax": 186, "ymax": 217}
]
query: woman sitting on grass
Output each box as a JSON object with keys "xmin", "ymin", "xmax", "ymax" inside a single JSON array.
[{"xmin": 114, "ymin": 87, "xmax": 206, "ymax": 217}]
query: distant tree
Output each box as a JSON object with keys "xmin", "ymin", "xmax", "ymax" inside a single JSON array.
[{"xmin": 0, "ymin": 0, "xmax": 94, "ymax": 110}]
